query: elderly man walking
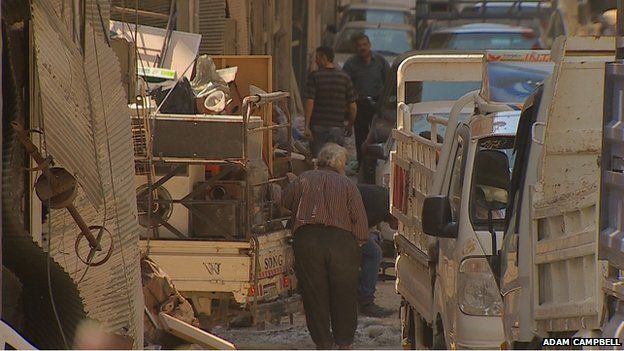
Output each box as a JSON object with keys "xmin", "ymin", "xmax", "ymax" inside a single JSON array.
[
  {"xmin": 282, "ymin": 143, "xmax": 369, "ymax": 349},
  {"xmin": 304, "ymin": 47, "xmax": 358, "ymax": 157}
]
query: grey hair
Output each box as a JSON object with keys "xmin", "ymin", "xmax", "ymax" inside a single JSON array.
[{"xmin": 317, "ymin": 143, "xmax": 348, "ymax": 171}]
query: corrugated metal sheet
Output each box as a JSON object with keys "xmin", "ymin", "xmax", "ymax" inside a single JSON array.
[
  {"xmin": 32, "ymin": 0, "xmax": 103, "ymax": 209},
  {"xmin": 32, "ymin": 0, "xmax": 144, "ymax": 348},
  {"xmin": 111, "ymin": 0, "xmax": 171, "ymax": 28},
  {"xmin": 198, "ymin": 0, "xmax": 226, "ymax": 54},
  {"xmin": 228, "ymin": 0, "xmax": 250, "ymax": 54}
]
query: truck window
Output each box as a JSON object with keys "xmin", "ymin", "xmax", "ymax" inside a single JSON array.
[{"xmin": 448, "ymin": 136, "xmax": 466, "ymax": 221}]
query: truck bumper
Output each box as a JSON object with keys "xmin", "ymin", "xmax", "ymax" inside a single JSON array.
[
  {"xmin": 455, "ymin": 314, "xmax": 504, "ymax": 350},
  {"xmin": 253, "ymin": 294, "xmax": 302, "ymax": 322}
]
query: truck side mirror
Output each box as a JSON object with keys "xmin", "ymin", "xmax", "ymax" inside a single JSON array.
[{"xmin": 422, "ymin": 195, "xmax": 458, "ymax": 239}]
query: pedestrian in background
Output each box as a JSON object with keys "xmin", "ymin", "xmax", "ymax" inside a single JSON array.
[
  {"xmin": 304, "ymin": 47, "xmax": 358, "ymax": 157},
  {"xmin": 343, "ymin": 34, "xmax": 390, "ymax": 177},
  {"xmin": 282, "ymin": 143, "xmax": 368, "ymax": 349}
]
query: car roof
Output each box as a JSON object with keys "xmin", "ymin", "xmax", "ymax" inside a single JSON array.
[
  {"xmin": 344, "ymin": 3, "xmax": 412, "ymax": 11},
  {"xmin": 339, "ymin": 21, "xmax": 414, "ymax": 31},
  {"xmin": 432, "ymin": 23, "xmax": 535, "ymax": 34}
]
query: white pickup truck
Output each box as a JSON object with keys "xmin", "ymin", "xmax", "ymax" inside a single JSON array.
[
  {"xmin": 392, "ymin": 51, "xmax": 553, "ymax": 349},
  {"xmin": 133, "ymin": 92, "xmax": 300, "ymax": 328},
  {"xmin": 499, "ymin": 37, "xmax": 615, "ymax": 348},
  {"xmin": 599, "ymin": 36, "xmax": 624, "ymax": 346}
]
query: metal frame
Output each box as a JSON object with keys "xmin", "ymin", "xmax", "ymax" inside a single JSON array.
[
  {"xmin": 137, "ymin": 92, "xmax": 293, "ymax": 241},
  {"xmin": 414, "ymin": 0, "xmax": 554, "ymax": 21}
]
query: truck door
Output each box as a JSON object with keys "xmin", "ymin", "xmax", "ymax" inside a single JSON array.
[{"xmin": 438, "ymin": 126, "xmax": 469, "ymax": 334}]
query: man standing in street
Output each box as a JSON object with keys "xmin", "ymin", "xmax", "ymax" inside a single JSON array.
[
  {"xmin": 356, "ymin": 183, "xmax": 398, "ymax": 317},
  {"xmin": 304, "ymin": 47, "xmax": 358, "ymax": 157},
  {"xmin": 343, "ymin": 34, "xmax": 390, "ymax": 176},
  {"xmin": 282, "ymin": 143, "xmax": 369, "ymax": 349}
]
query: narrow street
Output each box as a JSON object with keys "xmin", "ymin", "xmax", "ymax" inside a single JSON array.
[
  {"xmin": 213, "ymin": 280, "xmax": 401, "ymax": 350},
  {"xmin": 2, "ymin": 0, "xmax": 624, "ymax": 350}
]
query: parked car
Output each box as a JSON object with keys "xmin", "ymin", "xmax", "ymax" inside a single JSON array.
[
  {"xmin": 337, "ymin": 3, "xmax": 413, "ymax": 30},
  {"xmin": 333, "ymin": 21, "xmax": 416, "ymax": 68},
  {"xmin": 422, "ymin": 23, "xmax": 544, "ymax": 50}
]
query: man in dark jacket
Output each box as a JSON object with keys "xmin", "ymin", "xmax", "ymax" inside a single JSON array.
[{"xmin": 356, "ymin": 184, "xmax": 397, "ymax": 317}]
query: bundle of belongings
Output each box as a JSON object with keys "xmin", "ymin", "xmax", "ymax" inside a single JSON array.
[
  {"xmin": 142, "ymin": 256, "xmax": 201, "ymax": 348},
  {"xmin": 150, "ymin": 55, "xmax": 236, "ymax": 115}
]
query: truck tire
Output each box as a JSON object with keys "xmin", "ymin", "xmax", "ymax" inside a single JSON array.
[
  {"xmin": 413, "ymin": 309, "xmax": 433, "ymax": 349},
  {"xmin": 432, "ymin": 314, "xmax": 447, "ymax": 349},
  {"xmin": 401, "ymin": 301, "xmax": 433, "ymax": 349}
]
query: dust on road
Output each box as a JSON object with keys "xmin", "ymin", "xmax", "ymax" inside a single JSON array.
[{"xmin": 212, "ymin": 280, "xmax": 402, "ymax": 349}]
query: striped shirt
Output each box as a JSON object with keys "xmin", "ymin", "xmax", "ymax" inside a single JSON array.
[
  {"xmin": 304, "ymin": 67, "xmax": 357, "ymax": 127},
  {"xmin": 282, "ymin": 168, "xmax": 369, "ymax": 245}
]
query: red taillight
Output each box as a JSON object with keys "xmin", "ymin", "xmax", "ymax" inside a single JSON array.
[
  {"xmin": 282, "ymin": 276, "xmax": 290, "ymax": 288},
  {"xmin": 248, "ymin": 285, "xmax": 256, "ymax": 297}
]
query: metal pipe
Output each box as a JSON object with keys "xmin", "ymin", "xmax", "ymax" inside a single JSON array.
[{"xmin": 618, "ymin": 0, "xmax": 624, "ymax": 60}]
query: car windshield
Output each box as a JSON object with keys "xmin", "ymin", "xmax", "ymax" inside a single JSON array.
[
  {"xmin": 383, "ymin": 81, "xmax": 481, "ymax": 111},
  {"xmin": 470, "ymin": 136, "xmax": 516, "ymax": 229},
  {"xmin": 426, "ymin": 32, "xmax": 540, "ymax": 50},
  {"xmin": 335, "ymin": 28, "xmax": 414, "ymax": 54},
  {"xmin": 345, "ymin": 9, "xmax": 411, "ymax": 24}
]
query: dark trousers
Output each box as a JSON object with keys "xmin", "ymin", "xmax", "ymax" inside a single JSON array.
[
  {"xmin": 355, "ymin": 100, "xmax": 375, "ymax": 169},
  {"xmin": 294, "ymin": 224, "xmax": 360, "ymax": 349},
  {"xmin": 358, "ymin": 232, "xmax": 383, "ymax": 306}
]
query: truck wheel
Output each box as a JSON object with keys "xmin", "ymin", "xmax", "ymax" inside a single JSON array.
[
  {"xmin": 401, "ymin": 301, "xmax": 434, "ymax": 349},
  {"xmin": 413, "ymin": 309, "xmax": 433, "ymax": 349},
  {"xmin": 432, "ymin": 315, "xmax": 447, "ymax": 349}
]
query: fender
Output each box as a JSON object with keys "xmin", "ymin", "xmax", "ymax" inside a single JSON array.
[{"xmin": 432, "ymin": 273, "xmax": 454, "ymax": 344}]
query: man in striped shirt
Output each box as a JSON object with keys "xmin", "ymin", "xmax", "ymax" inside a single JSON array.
[
  {"xmin": 304, "ymin": 47, "xmax": 358, "ymax": 157},
  {"xmin": 282, "ymin": 143, "xmax": 368, "ymax": 349}
]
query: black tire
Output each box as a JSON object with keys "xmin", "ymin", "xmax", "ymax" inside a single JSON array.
[
  {"xmin": 400, "ymin": 300, "xmax": 434, "ymax": 350},
  {"xmin": 432, "ymin": 315, "xmax": 447, "ymax": 349},
  {"xmin": 413, "ymin": 309, "xmax": 434, "ymax": 349}
]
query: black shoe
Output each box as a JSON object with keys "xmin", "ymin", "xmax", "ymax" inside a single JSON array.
[{"xmin": 359, "ymin": 302, "xmax": 394, "ymax": 318}]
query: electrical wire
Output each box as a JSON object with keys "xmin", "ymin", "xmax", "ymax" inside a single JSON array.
[
  {"xmin": 35, "ymin": 61, "xmax": 69, "ymax": 349},
  {"xmin": 89, "ymin": 0, "xmax": 134, "ymax": 328}
]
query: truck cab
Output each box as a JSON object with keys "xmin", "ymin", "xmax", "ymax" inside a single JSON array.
[{"xmin": 393, "ymin": 51, "xmax": 553, "ymax": 349}]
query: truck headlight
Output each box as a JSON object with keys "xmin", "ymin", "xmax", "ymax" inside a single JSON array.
[{"xmin": 458, "ymin": 257, "xmax": 502, "ymax": 316}]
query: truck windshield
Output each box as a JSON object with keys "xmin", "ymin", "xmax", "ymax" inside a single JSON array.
[
  {"xmin": 470, "ymin": 136, "xmax": 515, "ymax": 230},
  {"xmin": 344, "ymin": 9, "xmax": 411, "ymax": 25}
]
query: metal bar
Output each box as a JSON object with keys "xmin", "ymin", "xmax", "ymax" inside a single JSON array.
[
  {"xmin": 150, "ymin": 164, "xmax": 187, "ymax": 189},
  {"xmin": 110, "ymin": 6, "xmax": 170, "ymax": 20},
  {"xmin": 180, "ymin": 165, "xmax": 237, "ymax": 202},
  {"xmin": 156, "ymin": 0, "xmax": 177, "ymax": 68},
  {"xmin": 156, "ymin": 216, "xmax": 187, "ymax": 238},
  {"xmin": 618, "ymin": 0, "xmax": 624, "ymax": 59},
  {"xmin": 251, "ymin": 177, "xmax": 288, "ymax": 187},
  {"xmin": 152, "ymin": 157, "xmax": 245, "ymax": 165}
]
